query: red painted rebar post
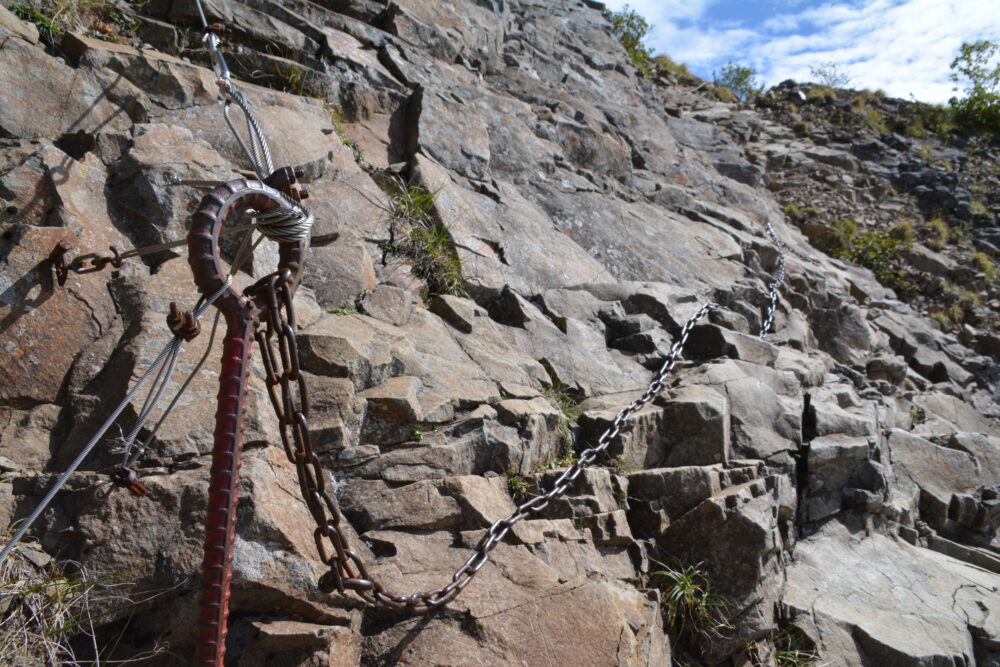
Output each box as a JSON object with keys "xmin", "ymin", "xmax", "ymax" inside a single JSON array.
[
  {"xmin": 187, "ymin": 177, "xmax": 305, "ymax": 666},
  {"xmin": 197, "ymin": 319, "xmax": 253, "ymax": 666}
]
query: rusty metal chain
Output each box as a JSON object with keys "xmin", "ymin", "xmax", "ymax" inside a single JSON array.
[{"xmin": 248, "ymin": 271, "xmax": 718, "ymax": 612}]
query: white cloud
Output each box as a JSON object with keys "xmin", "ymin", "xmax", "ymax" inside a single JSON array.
[
  {"xmin": 602, "ymin": 0, "xmax": 1000, "ymax": 103},
  {"xmin": 604, "ymin": 0, "xmax": 715, "ymax": 22}
]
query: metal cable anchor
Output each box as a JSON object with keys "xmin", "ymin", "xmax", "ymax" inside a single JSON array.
[{"xmin": 112, "ymin": 466, "xmax": 148, "ymax": 496}]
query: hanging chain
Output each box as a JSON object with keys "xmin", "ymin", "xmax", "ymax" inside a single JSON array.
[
  {"xmin": 248, "ymin": 268, "xmax": 719, "ymax": 612},
  {"xmin": 761, "ymin": 219, "xmax": 786, "ymax": 339}
]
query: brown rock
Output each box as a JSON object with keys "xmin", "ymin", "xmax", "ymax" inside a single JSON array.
[
  {"xmin": 242, "ymin": 619, "xmax": 359, "ymax": 667},
  {"xmin": 1, "ymin": 149, "xmax": 125, "ymax": 404},
  {"xmin": 687, "ymin": 323, "xmax": 779, "ymax": 366},
  {"xmin": 658, "ymin": 475, "xmax": 786, "ymax": 663},
  {"xmin": 0, "ymin": 404, "xmax": 62, "ymax": 472},
  {"xmin": 304, "ymin": 240, "xmax": 378, "ymax": 310},
  {"xmin": 428, "ymin": 293, "xmax": 485, "ymax": 334},
  {"xmin": 358, "ymin": 284, "xmax": 417, "ymax": 327},
  {"xmin": 361, "ymin": 376, "xmax": 424, "ymax": 423},
  {"xmin": 344, "ymin": 479, "xmax": 462, "ymax": 532},
  {"xmin": 0, "ymin": 38, "xmax": 138, "ymax": 140},
  {"xmin": 0, "ymin": 5, "xmax": 38, "ymax": 43}
]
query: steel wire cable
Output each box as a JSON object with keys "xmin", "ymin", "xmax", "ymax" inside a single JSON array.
[{"xmin": 0, "ymin": 279, "xmax": 232, "ymax": 563}]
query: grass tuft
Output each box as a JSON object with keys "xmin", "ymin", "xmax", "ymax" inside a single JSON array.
[
  {"xmin": 972, "ymin": 251, "xmax": 997, "ymax": 283},
  {"xmin": 744, "ymin": 625, "xmax": 820, "ymax": 666},
  {"xmin": 505, "ymin": 468, "xmax": 534, "ymax": 501},
  {"xmin": 0, "ymin": 541, "xmax": 166, "ymax": 664},
  {"xmin": 380, "ymin": 178, "xmax": 467, "ymax": 297},
  {"xmin": 649, "ymin": 560, "xmax": 731, "ymax": 641}
]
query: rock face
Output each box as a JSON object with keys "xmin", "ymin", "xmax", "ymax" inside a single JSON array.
[{"xmin": 0, "ymin": 1, "xmax": 998, "ymax": 666}]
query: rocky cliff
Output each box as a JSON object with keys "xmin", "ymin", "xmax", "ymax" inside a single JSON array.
[{"xmin": 1, "ymin": 1, "xmax": 999, "ymax": 665}]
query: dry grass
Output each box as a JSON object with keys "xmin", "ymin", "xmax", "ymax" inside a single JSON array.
[{"xmin": 0, "ymin": 540, "xmax": 166, "ymax": 665}]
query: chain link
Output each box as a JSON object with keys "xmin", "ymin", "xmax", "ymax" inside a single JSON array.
[
  {"xmin": 761, "ymin": 219, "xmax": 786, "ymax": 339},
  {"xmin": 248, "ymin": 271, "xmax": 718, "ymax": 612}
]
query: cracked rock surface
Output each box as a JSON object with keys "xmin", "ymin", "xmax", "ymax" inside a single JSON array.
[{"xmin": 1, "ymin": 1, "xmax": 999, "ymax": 665}]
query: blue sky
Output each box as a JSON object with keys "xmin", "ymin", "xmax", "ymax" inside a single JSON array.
[{"xmin": 603, "ymin": 0, "xmax": 1000, "ymax": 103}]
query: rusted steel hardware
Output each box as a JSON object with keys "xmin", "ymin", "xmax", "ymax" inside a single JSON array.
[
  {"xmin": 112, "ymin": 466, "xmax": 148, "ymax": 495},
  {"xmin": 186, "ymin": 174, "xmax": 306, "ymax": 667},
  {"xmin": 49, "ymin": 239, "xmax": 72, "ymax": 286},
  {"xmin": 264, "ymin": 165, "xmax": 309, "ymax": 202},
  {"xmin": 69, "ymin": 245, "xmax": 124, "ymax": 275},
  {"xmin": 166, "ymin": 302, "xmax": 202, "ymax": 342}
]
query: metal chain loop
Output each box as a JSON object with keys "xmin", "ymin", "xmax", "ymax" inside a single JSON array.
[{"xmin": 248, "ymin": 272, "xmax": 719, "ymax": 612}]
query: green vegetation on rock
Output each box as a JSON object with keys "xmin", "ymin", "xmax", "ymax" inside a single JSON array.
[
  {"xmin": 650, "ymin": 560, "xmax": 731, "ymax": 641},
  {"xmin": 949, "ymin": 39, "xmax": 1000, "ymax": 137},
  {"xmin": 11, "ymin": 0, "xmax": 135, "ymax": 44},
  {"xmin": 816, "ymin": 218, "xmax": 910, "ymax": 288},
  {"xmin": 606, "ymin": 5, "xmax": 654, "ymax": 76},
  {"xmin": 714, "ymin": 61, "xmax": 764, "ymax": 103},
  {"xmin": 809, "ymin": 62, "xmax": 852, "ymax": 88},
  {"xmin": 380, "ymin": 178, "xmax": 467, "ymax": 297}
]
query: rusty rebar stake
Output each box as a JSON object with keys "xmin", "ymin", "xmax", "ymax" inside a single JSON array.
[{"xmin": 186, "ymin": 175, "xmax": 306, "ymax": 667}]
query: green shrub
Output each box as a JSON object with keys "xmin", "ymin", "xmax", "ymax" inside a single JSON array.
[
  {"xmin": 506, "ymin": 468, "xmax": 534, "ymax": 500},
  {"xmin": 857, "ymin": 106, "xmax": 888, "ymax": 133},
  {"xmin": 10, "ymin": 2, "xmax": 61, "ymax": 41},
  {"xmin": 818, "ymin": 219, "xmax": 909, "ymax": 288},
  {"xmin": 543, "ymin": 380, "xmax": 582, "ymax": 423},
  {"xmin": 543, "ymin": 380, "xmax": 582, "ymax": 448},
  {"xmin": 713, "ymin": 61, "xmax": 764, "ymax": 103},
  {"xmin": 607, "ymin": 5, "xmax": 653, "ymax": 76},
  {"xmin": 943, "ymin": 281, "xmax": 983, "ymax": 308},
  {"xmin": 537, "ymin": 450, "xmax": 579, "ymax": 471},
  {"xmin": 903, "ymin": 103, "xmax": 956, "ymax": 139},
  {"xmin": 821, "ymin": 218, "xmax": 859, "ymax": 255},
  {"xmin": 806, "ymin": 85, "xmax": 834, "ymax": 102},
  {"xmin": 949, "ymin": 40, "xmax": 1000, "ymax": 137},
  {"xmin": 889, "ymin": 221, "xmax": 917, "ymax": 244},
  {"xmin": 784, "ymin": 203, "xmax": 821, "ymax": 224},
  {"xmin": 389, "ymin": 178, "xmax": 436, "ymax": 223},
  {"xmin": 10, "ymin": 1, "xmax": 134, "ymax": 44},
  {"xmin": 809, "ymin": 62, "xmax": 852, "ymax": 88},
  {"xmin": 275, "ymin": 63, "xmax": 312, "ymax": 97},
  {"xmin": 407, "ymin": 224, "xmax": 466, "ymax": 297},
  {"xmin": 652, "ymin": 54, "xmax": 700, "ymax": 84},
  {"xmin": 930, "ymin": 310, "xmax": 954, "ymax": 331}
]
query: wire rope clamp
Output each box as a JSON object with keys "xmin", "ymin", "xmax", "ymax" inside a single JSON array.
[
  {"xmin": 264, "ymin": 166, "xmax": 308, "ymax": 202},
  {"xmin": 167, "ymin": 302, "xmax": 202, "ymax": 341}
]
